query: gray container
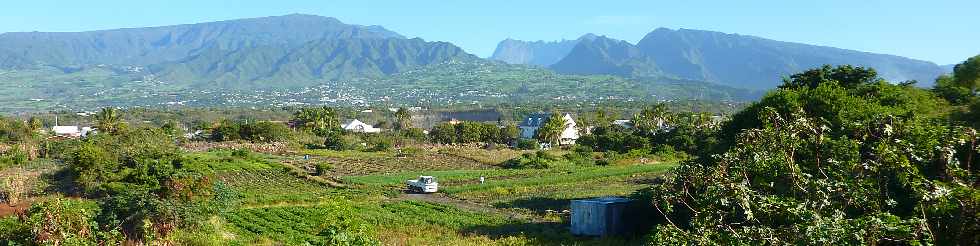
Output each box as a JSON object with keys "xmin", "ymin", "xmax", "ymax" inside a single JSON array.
[{"xmin": 570, "ymin": 197, "xmax": 634, "ymax": 237}]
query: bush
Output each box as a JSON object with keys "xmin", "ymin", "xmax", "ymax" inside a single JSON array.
[
  {"xmin": 240, "ymin": 121, "xmax": 292, "ymax": 143},
  {"xmin": 366, "ymin": 135, "xmax": 394, "ymax": 152},
  {"xmin": 314, "ymin": 163, "xmax": 332, "ymax": 176},
  {"xmin": 502, "ymin": 151, "xmax": 561, "ymax": 169},
  {"xmin": 323, "ymin": 131, "xmax": 360, "ymax": 151},
  {"xmin": 515, "ymin": 139, "xmax": 540, "ymax": 150},
  {"xmin": 400, "ymin": 128, "xmax": 427, "ymax": 141},
  {"xmin": 564, "ymin": 145, "xmax": 595, "ymax": 165}
]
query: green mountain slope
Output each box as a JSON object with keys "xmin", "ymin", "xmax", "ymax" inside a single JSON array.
[
  {"xmin": 0, "ymin": 14, "xmax": 404, "ymax": 68},
  {"xmin": 150, "ymin": 38, "xmax": 476, "ymax": 88}
]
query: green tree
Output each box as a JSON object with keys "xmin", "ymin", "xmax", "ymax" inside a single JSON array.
[
  {"xmin": 633, "ymin": 104, "xmax": 673, "ymax": 133},
  {"xmin": 394, "ymin": 107, "xmax": 412, "ymax": 131},
  {"xmin": 535, "ymin": 112, "xmax": 568, "ymax": 146},
  {"xmin": 27, "ymin": 117, "xmax": 42, "ymax": 133},
  {"xmin": 933, "ymin": 74, "xmax": 974, "ymax": 104},
  {"xmin": 430, "ymin": 123, "xmax": 457, "ymax": 144},
  {"xmin": 499, "ymin": 124, "xmax": 520, "ymax": 144},
  {"xmin": 95, "ymin": 107, "xmax": 123, "ymax": 134},
  {"xmin": 293, "ymin": 107, "xmax": 340, "ymax": 136},
  {"xmin": 779, "ymin": 64, "xmax": 881, "ymax": 90},
  {"xmin": 954, "ymin": 55, "xmax": 980, "ymax": 94}
]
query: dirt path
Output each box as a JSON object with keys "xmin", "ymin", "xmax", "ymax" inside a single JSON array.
[{"xmin": 394, "ymin": 192, "xmax": 546, "ymax": 223}]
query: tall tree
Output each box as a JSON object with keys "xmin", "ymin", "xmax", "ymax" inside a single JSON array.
[
  {"xmin": 954, "ymin": 55, "xmax": 980, "ymax": 94},
  {"xmin": 633, "ymin": 103, "xmax": 673, "ymax": 133},
  {"xmin": 94, "ymin": 107, "xmax": 122, "ymax": 134},
  {"xmin": 394, "ymin": 107, "xmax": 412, "ymax": 131},
  {"xmin": 27, "ymin": 117, "xmax": 42, "ymax": 133},
  {"xmin": 292, "ymin": 106, "xmax": 340, "ymax": 135},
  {"xmin": 535, "ymin": 112, "xmax": 568, "ymax": 146}
]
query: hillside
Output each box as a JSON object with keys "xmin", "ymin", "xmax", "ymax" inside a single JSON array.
[
  {"xmin": 151, "ymin": 38, "xmax": 476, "ymax": 88},
  {"xmin": 550, "ymin": 28, "xmax": 945, "ymax": 89},
  {"xmin": 0, "ymin": 14, "xmax": 404, "ymax": 68},
  {"xmin": 0, "ymin": 60, "xmax": 759, "ymax": 112}
]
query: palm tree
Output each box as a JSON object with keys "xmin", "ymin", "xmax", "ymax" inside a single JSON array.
[
  {"xmin": 535, "ymin": 112, "xmax": 568, "ymax": 146},
  {"xmin": 27, "ymin": 117, "xmax": 42, "ymax": 133},
  {"xmin": 634, "ymin": 103, "xmax": 674, "ymax": 133},
  {"xmin": 293, "ymin": 106, "xmax": 339, "ymax": 135},
  {"xmin": 95, "ymin": 107, "xmax": 121, "ymax": 134},
  {"xmin": 395, "ymin": 107, "xmax": 412, "ymax": 131}
]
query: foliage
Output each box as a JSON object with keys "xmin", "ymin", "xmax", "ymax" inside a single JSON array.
[
  {"xmin": 239, "ymin": 121, "xmax": 293, "ymax": 143},
  {"xmin": 639, "ymin": 65, "xmax": 979, "ymax": 245},
  {"xmin": 95, "ymin": 107, "xmax": 124, "ymax": 134},
  {"xmin": 578, "ymin": 125, "xmax": 650, "ymax": 153},
  {"xmin": 515, "ymin": 139, "xmax": 540, "ymax": 150},
  {"xmin": 12, "ymin": 198, "xmax": 124, "ymax": 245},
  {"xmin": 64, "ymin": 127, "xmax": 228, "ymax": 241},
  {"xmin": 535, "ymin": 112, "xmax": 568, "ymax": 145},
  {"xmin": 779, "ymin": 64, "xmax": 883, "ymax": 90},
  {"xmin": 953, "ymin": 55, "xmax": 980, "ymax": 94},
  {"xmin": 502, "ymin": 151, "xmax": 564, "ymax": 169},
  {"xmin": 322, "ymin": 130, "xmax": 359, "ymax": 151},
  {"xmin": 429, "ymin": 121, "xmax": 510, "ymax": 145},
  {"xmin": 292, "ymin": 106, "xmax": 341, "ymax": 136},
  {"xmin": 933, "ymin": 74, "xmax": 974, "ymax": 104},
  {"xmin": 394, "ymin": 107, "xmax": 412, "ymax": 131}
]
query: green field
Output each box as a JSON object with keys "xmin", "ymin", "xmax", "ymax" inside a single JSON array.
[{"xmin": 185, "ymin": 146, "xmax": 677, "ymax": 245}]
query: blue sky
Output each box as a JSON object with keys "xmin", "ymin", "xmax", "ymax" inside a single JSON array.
[{"xmin": 1, "ymin": 0, "xmax": 976, "ymax": 64}]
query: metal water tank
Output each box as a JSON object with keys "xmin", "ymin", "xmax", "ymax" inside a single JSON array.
[{"xmin": 570, "ymin": 197, "xmax": 634, "ymax": 237}]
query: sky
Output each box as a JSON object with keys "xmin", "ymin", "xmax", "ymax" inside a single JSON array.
[{"xmin": 0, "ymin": 0, "xmax": 976, "ymax": 65}]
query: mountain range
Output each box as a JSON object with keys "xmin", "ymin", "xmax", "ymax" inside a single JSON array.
[
  {"xmin": 0, "ymin": 14, "xmax": 473, "ymax": 87},
  {"xmin": 495, "ymin": 28, "xmax": 946, "ymax": 89},
  {"xmin": 0, "ymin": 14, "xmax": 956, "ymax": 111}
]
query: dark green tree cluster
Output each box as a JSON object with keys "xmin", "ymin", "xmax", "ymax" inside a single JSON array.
[
  {"xmin": 291, "ymin": 106, "xmax": 341, "ymax": 136},
  {"xmin": 637, "ymin": 65, "xmax": 979, "ymax": 245},
  {"xmin": 209, "ymin": 120, "xmax": 293, "ymax": 143},
  {"xmin": 578, "ymin": 104, "xmax": 719, "ymax": 159},
  {"xmin": 429, "ymin": 121, "xmax": 518, "ymax": 145}
]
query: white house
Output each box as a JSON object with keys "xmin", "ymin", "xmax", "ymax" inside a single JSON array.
[
  {"xmin": 342, "ymin": 119, "xmax": 381, "ymax": 133},
  {"xmin": 52, "ymin": 126, "xmax": 81, "ymax": 137},
  {"xmin": 52, "ymin": 126, "xmax": 94, "ymax": 138},
  {"xmin": 518, "ymin": 113, "xmax": 579, "ymax": 145}
]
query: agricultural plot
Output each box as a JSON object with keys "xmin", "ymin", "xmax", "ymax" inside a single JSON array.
[{"xmin": 218, "ymin": 169, "xmax": 340, "ymax": 206}]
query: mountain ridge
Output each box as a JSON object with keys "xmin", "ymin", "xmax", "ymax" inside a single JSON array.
[{"xmin": 499, "ymin": 28, "xmax": 944, "ymax": 89}]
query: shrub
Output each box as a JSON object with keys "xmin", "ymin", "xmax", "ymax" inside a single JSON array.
[
  {"xmin": 314, "ymin": 163, "xmax": 332, "ymax": 176},
  {"xmin": 400, "ymin": 128, "xmax": 427, "ymax": 141},
  {"xmin": 323, "ymin": 131, "xmax": 360, "ymax": 151},
  {"xmin": 516, "ymin": 139, "xmax": 540, "ymax": 150},
  {"xmin": 240, "ymin": 121, "xmax": 292, "ymax": 143},
  {"xmin": 502, "ymin": 151, "xmax": 560, "ymax": 169}
]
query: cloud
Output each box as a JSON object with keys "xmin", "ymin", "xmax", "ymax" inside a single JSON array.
[{"xmin": 584, "ymin": 15, "xmax": 653, "ymax": 25}]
